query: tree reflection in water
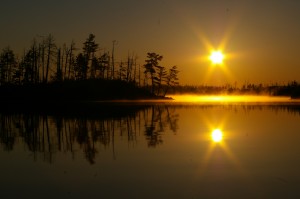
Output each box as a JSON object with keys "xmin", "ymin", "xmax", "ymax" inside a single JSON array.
[
  {"xmin": 1, "ymin": 103, "xmax": 299, "ymax": 164},
  {"xmin": 144, "ymin": 105, "xmax": 178, "ymax": 147},
  {"xmin": 0, "ymin": 104, "xmax": 179, "ymax": 164}
]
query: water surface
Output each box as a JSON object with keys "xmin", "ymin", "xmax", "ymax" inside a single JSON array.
[{"xmin": 1, "ymin": 102, "xmax": 300, "ymax": 199}]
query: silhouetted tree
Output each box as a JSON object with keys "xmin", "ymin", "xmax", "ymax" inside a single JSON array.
[
  {"xmin": 154, "ymin": 66, "xmax": 167, "ymax": 95},
  {"xmin": 38, "ymin": 39, "xmax": 46, "ymax": 83},
  {"xmin": 13, "ymin": 61, "xmax": 24, "ymax": 85},
  {"xmin": 0, "ymin": 47, "xmax": 16, "ymax": 85},
  {"xmin": 111, "ymin": 40, "xmax": 117, "ymax": 79},
  {"xmin": 98, "ymin": 52, "xmax": 110, "ymax": 79},
  {"xmin": 163, "ymin": 66, "xmax": 179, "ymax": 96},
  {"xmin": 90, "ymin": 57, "xmax": 99, "ymax": 79},
  {"xmin": 83, "ymin": 34, "xmax": 98, "ymax": 79},
  {"xmin": 28, "ymin": 39, "xmax": 39, "ymax": 84},
  {"xmin": 74, "ymin": 53, "xmax": 86, "ymax": 80},
  {"xmin": 67, "ymin": 41, "xmax": 76, "ymax": 79},
  {"xmin": 126, "ymin": 54, "xmax": 134, "ymax": 82},
  {"xmin": 144, "ymin": 52, "xmax": 163, "ymax": 94},
  {"xmin": 119, "ymin": 61, "xmax": 126, "ymax": 80},
  {"xmin": 61, "ymin": 44, "xmax": 68, "ymax": 80},
  {"xmin": 44, "ymin": 34, "xmax": 56, "ymax": 83},
  {"xmin": 52, "ymin": 47, "xmax": 62, "ymax": 81},
  {"xmin": 22, "ymin": 47, "xmax": 43, "ymax": 84}
]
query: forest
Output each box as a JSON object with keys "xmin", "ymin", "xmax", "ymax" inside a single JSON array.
[
  {"xmin": 1, "ymin": 33, "xmax": 299, "ymax": 100},
  {"xmin": 0, "ymin": 34, "xmax": 179, "ymax": 101},
  {"xmin": 166, "ymin": 80, "xmax": 300, "ymax": 98}
]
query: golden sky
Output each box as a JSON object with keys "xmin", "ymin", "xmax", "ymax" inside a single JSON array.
[{"xmin": 1, "ymin": 0, "xmax": 300, "ymax": 85}]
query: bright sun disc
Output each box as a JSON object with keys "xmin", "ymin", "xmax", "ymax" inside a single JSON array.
[
  {"xmin": 210, "ymin": 51, "xmax": 224, "ymax": 64},
  {"xmin": 212, "ymin": 129, "xmax": 223, "ymax": 142}
]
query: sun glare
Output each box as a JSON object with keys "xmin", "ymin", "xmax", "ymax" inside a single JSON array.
[
  {"xmin": 212, "ymin": 129, "xmax": 223, "ymax": 142},
  {"xmin": 168, "ymin": 95, "xmax": 291, "ymax": 103},
  {"xmin": 210, "ymin": 51, "xmax": 224, "ymax": 64}
]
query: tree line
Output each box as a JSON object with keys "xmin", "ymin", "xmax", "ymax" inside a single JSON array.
[
  {"xmin": 0, "ymin": 33, "xmax": 179, "ymax": 97},
  {"xmin": 166, "ymin": 80, "xmax": 300, "ymax": 97}
]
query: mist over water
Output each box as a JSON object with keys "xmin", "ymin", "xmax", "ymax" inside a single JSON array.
[{"xmin": 168, "ymin": 94, "xmax": 295, "ymax": 103}]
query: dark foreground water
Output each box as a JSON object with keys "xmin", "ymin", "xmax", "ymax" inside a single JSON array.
[{"xmin": 1, "ymin": 102, "xmax": 300, "ymax": 199}]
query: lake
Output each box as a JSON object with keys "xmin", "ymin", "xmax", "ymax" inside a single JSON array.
[{"xmin": 1, "ymin": 99, "xmax": 300, "ymax": 199}]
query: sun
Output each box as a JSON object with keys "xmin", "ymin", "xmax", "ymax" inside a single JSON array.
[
  {"xmin": 209, "ymin": 51, "xmax": 224, "ymax": 64},
  {"xmin": 211, "ymin": 129, "xmax": 223, "ymax": 142}
]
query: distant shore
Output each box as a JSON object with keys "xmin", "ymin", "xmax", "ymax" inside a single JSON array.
[
  {"xmin": 1, "ymin": 79, "xmax": 300, "ymax": 103},
  {"xmin": 0, "ymin": 79, "xmax": 172, "ymax": 102}
]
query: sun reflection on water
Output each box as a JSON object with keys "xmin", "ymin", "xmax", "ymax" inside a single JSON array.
[{"xmin": 198, "ymin": 126, "xmax": 247, "ymax": 178}]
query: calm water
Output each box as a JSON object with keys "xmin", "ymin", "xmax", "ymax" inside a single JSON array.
[{"xmin": 1, "ymin": 102, "xmax": 300, "ymax": 199}]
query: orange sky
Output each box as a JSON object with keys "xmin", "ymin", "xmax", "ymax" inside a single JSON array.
[{"xmin": 1, "ymin": 0, "xmax": 300, "ymax": 85}]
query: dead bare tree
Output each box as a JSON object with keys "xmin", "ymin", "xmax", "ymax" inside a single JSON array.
[{"xmin": 44, "ymin": 34, "xmax": 56, "ymax": 83}]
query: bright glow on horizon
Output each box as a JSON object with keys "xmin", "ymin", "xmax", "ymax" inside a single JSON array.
[{"xmin": 168, "ymin": 95, "xmax": 292, "ymax": 103}]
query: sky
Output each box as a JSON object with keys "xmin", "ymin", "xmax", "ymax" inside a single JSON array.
[{"xmin": 1, "ymin": 0, "xmax": 300, "ymax": 85}]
